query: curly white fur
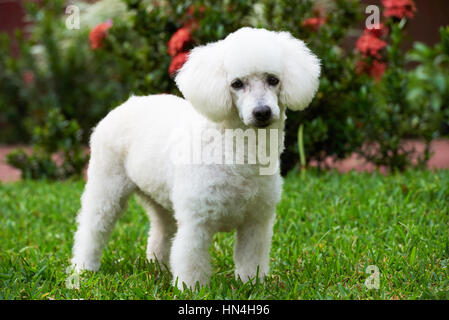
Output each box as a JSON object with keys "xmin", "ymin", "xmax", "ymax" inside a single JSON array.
[{"xmin": 71, "ymin": 27, "xmax": 320, "ymax": 290}]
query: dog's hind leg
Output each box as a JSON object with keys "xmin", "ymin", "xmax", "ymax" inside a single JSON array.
[
  {"xmin": 136, "ymin": 193, "xmax": 176, "ymax": 268},
  {"xmin": 71, "ymin": 157, "xmax": 135, "ymax": 272}
]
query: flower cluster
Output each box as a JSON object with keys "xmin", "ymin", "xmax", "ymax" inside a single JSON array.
[
  {"xmin": 89, "ymin": 20, "xmax": 113, "ymax": 50},
  {"xmin": 168, "ymin": 27, "xmax": 192, "ymax": 57},
  {"xmin": 355, "ymin": 0, "xmax": 416, "ymax": 81},
  {"xmin": 167, "ymin": 28, "xmax": 192, "ymax": 77},
  {"xmin": 355, "ymin": 59, "xmax": 387, "ymax": 81},
  {"xmin": 382, "ymin": 0, "xmax": 416, "ymax": 20},
  {"xmin": 167, "ymin": 5, "xmax": 203, "ymax": 77},
  {"xmin": 356, "ymin": 25, "xmax": 388, "ymax": 59},
  {"xmin": 355, "ymin": 23, "xmax": 388, "ymax": 81},
  {"xmin": 168, "ymin": 51, "xmax": 189, "ymax": 77}
]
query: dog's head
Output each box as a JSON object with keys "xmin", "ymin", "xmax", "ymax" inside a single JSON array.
[{"xmin": 175, "ymin": 27, "xmax": 321, "ymax": 127}]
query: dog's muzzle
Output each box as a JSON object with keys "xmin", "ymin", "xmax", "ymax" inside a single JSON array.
[{"xmin": 253, "ymin": 105, "xmax": 272, "ymax": 128}]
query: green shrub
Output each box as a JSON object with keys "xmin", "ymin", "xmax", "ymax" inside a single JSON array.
[
  {"xmin": 0, "ymin": 32, "xmax": 35, "ymax": 143},
  {"xmin": 1, "ymin": 0, "xmax": 129, "ymax": 178},
  {"xmin": 106, "ymin": 0, "xmax": 369, "ymax": 174},
  {"xmin": 407, "ymin": 26, "xmax": 449, "ymax": 136},
  {"xmin": 357, "ymin": 19, "xmax": 441, "ymax": 171},
  {"xmin": 1, "ymin": 0, "xmax": 444, "ymax": 178},
  {"xmin": 6, "ymin": 109, "xmax": 88, "ymax": 179},
  {"xmin": 0, "ymin": 0, "xmax": 130, "ymax": 143},
  {"xmin": 260, "ymin": 0, "xmax": 368, "ymax": 172},
  {"xmin": 105, "ymin": 0, "xmax": 257, "ymax": 96}
]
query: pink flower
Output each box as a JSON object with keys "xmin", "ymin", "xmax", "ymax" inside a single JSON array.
[
  {"xmin": 382, "ymin": 0, "xmax": 416, "ymax": 19},
  {"xmin": 169, "ymin": 52, "xmax": 188, "ymax": 77},
  {"xmin": 89, "ymin": 20, "xmax": 113, "ymax": 50}
]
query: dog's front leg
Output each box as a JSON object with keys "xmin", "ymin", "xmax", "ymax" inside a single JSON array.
[
  {"xmin": 170, "ymin": 222, "xmax": 213, "ymax": 290},
  {"xmin": 234, "ymin": 214, "xmax": 275, "ymax": 283}
]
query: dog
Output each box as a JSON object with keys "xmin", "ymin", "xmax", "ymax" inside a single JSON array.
[{"xmin": 71, "ymin": 27, "xmax": 320, "ymax": 290}]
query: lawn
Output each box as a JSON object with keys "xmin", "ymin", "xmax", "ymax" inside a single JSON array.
[{"xmin": 1, "ymin": 169, "xmax": 448, "ymax": 300}]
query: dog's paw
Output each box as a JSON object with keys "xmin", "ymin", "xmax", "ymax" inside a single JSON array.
[
  {"xmin": 173, "ymin": 276, "xmax": 209, "ymax": 291},
  {"xmin": 235, "ymin": 270, "xmax": 266, "ymax": 285},
  {"xmin": 70, "ymin": 258, "xmax": 100, "ymax": 273},
  {"xmin": 146, "ymin": 251, "xmax": 170, "ymax": 270}
]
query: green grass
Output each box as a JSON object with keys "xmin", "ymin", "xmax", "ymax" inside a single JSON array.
[{"xmin": 1, "ymin": 169, "xmax": 449, "ymax": 299}]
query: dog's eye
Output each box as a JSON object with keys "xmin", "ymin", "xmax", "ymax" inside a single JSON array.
[
  {"xmin": 267, "ymin": 75, "xmax": 279, "ymax": 86},
  {"xmin": 231, "ymin": 79, "xmax": 244, "ymax": 90}
]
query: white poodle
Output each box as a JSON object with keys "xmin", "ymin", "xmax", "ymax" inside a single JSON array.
[{"xmin": 71, "ymin": 27, "xmax": 320, "ymax": 290}]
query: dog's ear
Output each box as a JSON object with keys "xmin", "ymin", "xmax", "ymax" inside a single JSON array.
[
  {"xmin": 278, "ymin": 32, "xmax": 321, "ymax": 111},
  {"xmin": 175, "ymin": 41, "xmax": 232, "ymax": 122}
]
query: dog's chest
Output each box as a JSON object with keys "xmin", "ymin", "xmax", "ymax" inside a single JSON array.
[{"xmin": 173, "ymin": 165, "xmax": 278, "ymax": 231}]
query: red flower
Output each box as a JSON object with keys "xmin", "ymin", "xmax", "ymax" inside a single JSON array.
[
  {"xmin": 89, "ymin": 20, "xmax": 113, "ymax": 50},
  {"xmin": 356, "ymin": 60, "xmax": 386, "ymax": 81},
  {"xmin": 302, "ymin": 17, "xmax": 327, "ymax": 31},
  {"xmin": 370, "ymin": 60, "xmax": 387, "ymax": 81},
  {"xmin": 365, "ymin": 23, "xmax": 389, "ymax": 38},
  {"xmin": 168, "ymin": 27, "xmax": 192, "ymax": 57},
  {"xmin": 22, "ymin": 70, "xmax": 34, "ymax": 85},
  {"xmin": 382, "ymin": 0, "xmax": 416, "ymax": 19},
  {"xmin": 169, "ymin": 52, "xmax": 188, "ymax": 77},
  {"xmin": 356, "ymin": 33, "xmax": 387, "ymax": 58}
]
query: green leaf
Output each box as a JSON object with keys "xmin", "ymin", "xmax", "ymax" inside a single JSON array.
[
  {"xmin": 433, "ymin": 73, "xmax": 446, "ymax": 92},
  {"xmin": 409, "ymin": 247, "xmax": 417, "ymax": 265}
]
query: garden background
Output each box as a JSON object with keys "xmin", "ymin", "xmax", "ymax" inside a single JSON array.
[{"xmin": 1, "ymin": 0, "xmax": 449, "ymax": 299}]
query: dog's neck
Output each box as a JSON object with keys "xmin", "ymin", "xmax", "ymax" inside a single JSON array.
[{"xmin": 206, "ymin": 110, "xmax": 286, "ymax": 173}]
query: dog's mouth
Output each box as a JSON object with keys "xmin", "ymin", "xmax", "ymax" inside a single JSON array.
[{"xmin": 253, "ymin": 120, "xmax": 272, "ymax": 128}]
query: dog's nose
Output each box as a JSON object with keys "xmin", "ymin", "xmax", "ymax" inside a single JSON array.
[{"xmin": 253, "ymin": 106, "xmax": 272, "ymax": 122}]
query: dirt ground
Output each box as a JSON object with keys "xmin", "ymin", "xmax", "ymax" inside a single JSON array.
[{"xmin": 1, "ymin": 139, "xmax": 449, "ymax": 182}]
